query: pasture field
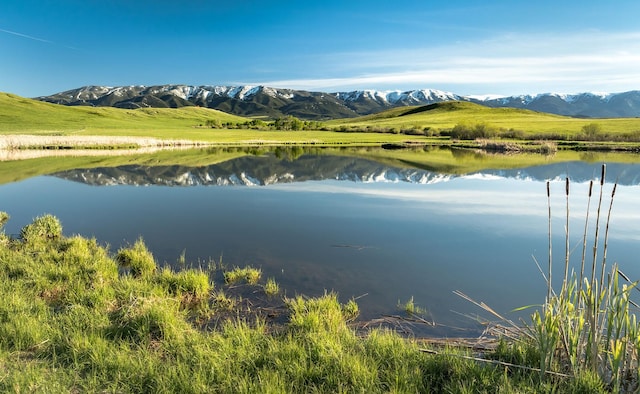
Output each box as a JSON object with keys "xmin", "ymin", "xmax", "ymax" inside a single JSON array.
[{"xmin": 4, "ymin": 93, "xmax": 640, "ymax": 149}]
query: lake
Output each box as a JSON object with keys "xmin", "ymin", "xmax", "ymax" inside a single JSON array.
[{"xmin": 2, "ymin": 146, "xmax": 640, "ymax": 337}]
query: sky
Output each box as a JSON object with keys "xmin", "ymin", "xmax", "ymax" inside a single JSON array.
[{"xmin": 2, "ymin": 0, "xmax": 640, "ymax": 98}]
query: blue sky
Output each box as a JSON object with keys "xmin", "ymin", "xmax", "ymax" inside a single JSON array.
[{"xmin": 2, "ymin": 1, "xmax": 640, "ymax": 97}]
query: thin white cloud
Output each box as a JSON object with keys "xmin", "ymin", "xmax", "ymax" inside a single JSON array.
[
  {"xmin": 0, "ymin": 27, "xmax": 79, "ymax": 50},
  {"xmin": 0, "ymin": 28, "xmax": 54, "ymax": 44},
  {"xmin": 249, "ymin": 31, "xmax": 640, "ymax": 95}
]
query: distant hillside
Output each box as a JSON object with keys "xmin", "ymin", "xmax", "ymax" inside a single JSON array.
[
  {"xmin": 35, "ymin": 85, "xmax": 640, "ymax": 119},
  {"xmin": 0, "ymin": 93, "xmax": 247, "ymax": 133}
]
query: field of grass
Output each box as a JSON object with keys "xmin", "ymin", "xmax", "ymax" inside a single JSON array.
[
  {"xmin": 0, "ymin": 93, "xmax": 247, "ymax": 134},
  {"xmin": 0, "ymin": 93, "xmax": 430, "ymax": 145},
  {"xmin": 0, "ymin": 213, "xmax": 607, "ymax": 392},
  {"xmin": 7, "ymin": 93, "xmax": 640, "ymax": 150},
  {"xmin": 327, "ymin": 101, "xmax": 640, "ymax": 137}
]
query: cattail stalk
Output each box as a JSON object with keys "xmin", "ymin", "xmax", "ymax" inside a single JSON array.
[
  {"xmin": 578, "ymin": 180, "xmax": 593, "ymax": 308},
  {"xmin": 599, "ymin": 183, "xmax": 616, "ymax": 291},
  {"xmin": 589, "ymin": 163, "xmax": 606, "ymax": 373},
  {"xmin": 547, "ymin": 181, "xmax": 552, "ymax": 303},
  {"xmin": 590, "ymin": 164, "xmax": 606, "ymax": 290},
  {"xmin": 562, "ymin": 177, "xmax": 570, "ymax": 297}
]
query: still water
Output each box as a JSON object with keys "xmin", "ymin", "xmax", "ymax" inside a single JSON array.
[{"xmin": 3, "ymin": 149, "xmax": 640, "ymax": 336}]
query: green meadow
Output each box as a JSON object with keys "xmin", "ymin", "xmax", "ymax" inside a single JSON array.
[
  {"xmin": 4, "ymin": 93, "xmax": 640, "ymax": 149},
  {"xmin": 0, "ymin": 93, "xmax": 416, "ymax": 145},
  {"xmin": 327, "ymin": 101, "xmax": 640, "ymax": 137}
]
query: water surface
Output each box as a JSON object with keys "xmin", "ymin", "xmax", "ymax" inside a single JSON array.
[{"xmin": 3, "ymin": 148, "xmax": 640, "ymax": 336}]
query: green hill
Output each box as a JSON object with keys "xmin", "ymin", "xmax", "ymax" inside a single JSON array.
[
  {"xmin": 4, "ymin": 94, "xmax": 640, "ymax": 146},
  {"xmin": 328, "ymin": 101, "xmax": 640, "ymax": 137},
  {"xmin": 0, "ymin": 93, "xmax": 248, "ymax": 135}
]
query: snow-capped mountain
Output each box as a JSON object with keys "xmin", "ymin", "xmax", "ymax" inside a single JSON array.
[{"xmin": 35, "ymin": 85, "xmax": 640, "ymax": 119}]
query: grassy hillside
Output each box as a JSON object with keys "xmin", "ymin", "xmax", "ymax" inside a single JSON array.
[
  {"xmin": 327, "ymin": 101, "xmax": 640, "ymax": 137},
  {"xmin": 4, "ymin": 94, "xmax": 640, "ymax": 147},
  {"xmin": 0, "ymin": 93, "xmax": 247, "ymax": 134},
  {"xmin": 0, "ymin": 93, "xmax": 426, "ymax": 144}
]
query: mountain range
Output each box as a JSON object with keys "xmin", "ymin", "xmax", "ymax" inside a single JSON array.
[{"xmin": 36, "ymin": 85, "xmax": 640, "ymax": 120}]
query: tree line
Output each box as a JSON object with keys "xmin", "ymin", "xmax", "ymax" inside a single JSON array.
[{"xmin": 204, "ymin": 116, "xmax": 324, "ymax": 131}]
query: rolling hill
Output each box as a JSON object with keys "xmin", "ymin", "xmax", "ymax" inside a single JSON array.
[{"xmin": 0, "ymin": 92, "xmax": 248, "ymax": 133}]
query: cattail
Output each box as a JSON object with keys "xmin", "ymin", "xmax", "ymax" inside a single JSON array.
[
  {"xmin": 611, "ymin": 183, "xmax": 617, "ymax": 198},
  {"xmin": 601, "ymin": 164, "xmax": 606, "ymax": 186},
  {"xmin": 578, "ymin": 179, "xmax": 594, "ymax": 308},
  {"xmin": 547, "ymin": 181, "xmax": 550, "ymax": 198},
  {"xmin": 547, "ymin": 180, "xmax": 552, "ymax": 303},
  {"xmin": 562, "ymin": 177, "xmax": 570, "ymax": 295}
]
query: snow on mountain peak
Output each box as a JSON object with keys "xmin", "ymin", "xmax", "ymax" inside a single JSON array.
[{"xmin": 334, "ymin": 88, "xmax": 459, "ymax": 104}]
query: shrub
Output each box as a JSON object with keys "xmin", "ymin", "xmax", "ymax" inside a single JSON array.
[
  {"xmin": 0, "ymin": 211, "xmax": 8, "ymax": 230},
  {"xmin": 116, "ymin": 238, "xmax": 156, "ymax": 277},
  {"xmin": 0, "ymin": 211, "xmax": 8, "ymax": 247},
  {"xmin": 20, "ymin": 214, "xmax": 63, "ymax": 243},
  {"xmin": 449, "ymin": 122, "xmax": 496, "ymax": 139},
  {"xmin": 498, "ymin": 129, "xmax": 526, "ymax": 139},
  {"xmin": 581, "ymin": 123, "xmax": 602, "ymax": 140}
]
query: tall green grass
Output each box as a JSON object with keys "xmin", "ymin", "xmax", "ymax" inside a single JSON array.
[
  {"xmin": 457, "ymin": 164, "xmax": 639, "ymax": 392},
  {"xmin": 527, "ymin": 164, "xmax": 640, "ymax": 392}
]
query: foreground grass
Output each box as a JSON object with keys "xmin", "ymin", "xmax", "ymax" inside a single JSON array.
[{"xmin": 0, "ymin": 213, "xmax": 606, "ymax": 392}]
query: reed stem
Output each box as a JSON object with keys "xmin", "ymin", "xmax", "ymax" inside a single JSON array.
[
  {"xmin": 577, "ymin": 180, "xmax": 593, "ymax": 308},
  {"xmin": 562, "ymin": 177, "xmax": 570, "ymax": 297},
  {"xmin": 547, "ymin": 180, "xmax": 552, "ymax": 303},
  {"xmin": 590, "ymin": 164, "xmax": 605, "ymax": 290}
]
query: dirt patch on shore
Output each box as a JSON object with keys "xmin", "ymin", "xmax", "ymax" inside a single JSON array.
[{"xmin": 0, "ymin": 134, "xmax": 211, "ymax": 161}]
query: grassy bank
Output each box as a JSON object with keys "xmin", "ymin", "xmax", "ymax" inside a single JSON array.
[{"xmin": 0, "ymin": 212, "xmax": 607, "ymax": 392}]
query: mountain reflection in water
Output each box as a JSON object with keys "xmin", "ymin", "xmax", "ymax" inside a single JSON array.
[{"xmin": 52, "ymin": 153, "xmax": 640, "ymax": 187}]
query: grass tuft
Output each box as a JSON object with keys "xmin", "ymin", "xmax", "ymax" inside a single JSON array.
[
  {"xmin": 223, "ymin": 265, "xmax": 262, "ymax": 285},
  {"xmin": 116, "ymin": 238, "xmax": 157, "ymax": 277},
  {"xmin": 20, "ymin": 214, "xmax": 62, "ymax": 245},
  {"xmin": 264, "ymin": 277, "xmax": 280, "ymax": 297},
  {"xmin": 398, "ymin": 296, "xmax": 426, "ymax": 316}
]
